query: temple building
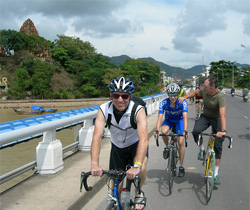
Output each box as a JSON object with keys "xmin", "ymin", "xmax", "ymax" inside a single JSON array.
[{"xmin": 19, "ymin": 18, "xmax": 39, "ymax": 36}]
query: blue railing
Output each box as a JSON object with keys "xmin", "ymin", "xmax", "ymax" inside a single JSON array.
[{"xmin": 0, "ymin": 93, "xmax": 167, "ymax": 185}]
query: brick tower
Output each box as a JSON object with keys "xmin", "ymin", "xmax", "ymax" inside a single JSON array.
[{"xmin": 19, "ymin": 18, "xmax": 39, "ymax": 36}]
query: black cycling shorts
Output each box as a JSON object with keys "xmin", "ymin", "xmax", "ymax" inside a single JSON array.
[
  {"xmin": 109, "ymin": 141, "xmax": 149, "ymax": 170},
  {"xmin": 192, "ymin": 114, "xmax": 224, "ymax": 159}
]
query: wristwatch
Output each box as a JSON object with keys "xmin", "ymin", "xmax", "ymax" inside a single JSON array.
[
  {"xmin": 221, "ymin": 129, "xmax": 227, "ymax": 133},
  {"xmin": 134, "ymin": 163, "xmax": 142, "ymax": 169}
]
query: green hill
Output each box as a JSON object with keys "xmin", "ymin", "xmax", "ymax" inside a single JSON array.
[{"xmin": 110, "ymin": 55, "xmax": 197, "ymax": 81}]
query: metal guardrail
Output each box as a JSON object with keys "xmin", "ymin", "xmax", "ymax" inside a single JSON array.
[
  {"xmin": 0, "ymin": 93, "xmax": 167, "ymax": 186},
  {"xmin": 0, "ymin": 142, "xmax": 79, "ymax": 185}
]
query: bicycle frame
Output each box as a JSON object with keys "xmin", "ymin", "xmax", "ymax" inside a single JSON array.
[
  {"xmin": 204, "ymin": 136, "xmax": 215, "ymax": 165},
  {"xmin": 80, "ymin": 170, "xmax": 141, "ymax": 210},
  {"xmin": 197, "ymin": 133, "xmax": 233, "ymax": 203},
  {"xmin": 156, "ymin": 129, "xmax": 188, "ymax": 194},
  {"xmin": 108, "ymin": 178, "xmax": 122, "ymax": 209}
]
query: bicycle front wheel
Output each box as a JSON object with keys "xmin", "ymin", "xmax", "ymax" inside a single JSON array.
[
  {"xmin": 205, "ymin": 151, "xmax": 215, "ymax": 204},
  {"xmin": 106, "ymin": 200, "xmax": 116, "ymax": 210},
  {"xmin": 167, "ymin": 150, "xmax": 174, "ymax": 194}
]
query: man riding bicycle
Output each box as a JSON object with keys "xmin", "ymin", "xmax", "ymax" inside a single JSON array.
[
  {"xmin": 90, "ymin": 77, "xmax": 148, "ymax": 210},
  {"xmin": 179, "ymin": 76, "xmax": 227, "ymax": 185},
  {"xmin": 154, "ymin": 83, "xmax": 188, "ymax": 177}
]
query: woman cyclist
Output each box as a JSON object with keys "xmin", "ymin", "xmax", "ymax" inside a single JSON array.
[{"xmin": 154, "ymin": 83, "xmax": 188, "ymax": 177}]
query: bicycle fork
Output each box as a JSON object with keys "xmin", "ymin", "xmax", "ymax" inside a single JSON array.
[
  {"xmin": 107, "ymin": 179, "xmax": 121, "ymax": 209},
  {"xmin": 205, "ymin": 149, "xmax": 215, "ymax": 178}
]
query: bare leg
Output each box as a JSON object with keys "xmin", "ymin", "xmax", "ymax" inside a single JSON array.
[
  {"xmin": 135, "ymin": 157, "xmax": 148, "ymax": 210},
  {"xmin": 215, "ymin": 158, "xmax": 220, "ymax": 167},
  {"xmin": 161, "ymin": 125, "xmax": 170, "ymax": 146},
  {"xmin": 178, "ymin": 136, "xmax": 185, "ymax": 165}
]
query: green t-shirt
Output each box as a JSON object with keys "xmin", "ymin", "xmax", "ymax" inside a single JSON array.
[{"xmin": 199, "ymin": 88, "xmax": 226, "ymax": 119}]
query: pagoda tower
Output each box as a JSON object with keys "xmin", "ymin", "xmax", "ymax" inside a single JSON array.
[{"xmin": 19, "ymin": 18, "xmax": 39, "ymax": 36}]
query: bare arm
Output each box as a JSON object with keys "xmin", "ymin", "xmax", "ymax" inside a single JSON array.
[
  {"xmin": 216, "ymin": 107, "xmax": 227, "ymax": 138},
  {"xmin": 127, "ymin": 108, "xmax": 148, "ymax": 179},
  {"xmin": 156, "ymin": 113, "xmax": 164, "ymax": 131},
  {"xmin": 183, "ymin": 112, "xmax": 188, "ymax": 131},
  {"xmin": 153, "ymin": 113, "xmax": 164, "ymax": 139},
  {"xmin": 90, "ymin": 109, "xmax": 105, "ymax": 176},
  {"xmin": 179, "ymin": 90, "xmax": 199, "ymax": 103},
  {"xmin": 134, "ymin": 108, "xmax": 148, "ymax": 165},
  {"xmin": 182, "ymin": 112, "xmax": 189, "ymax": 138}
]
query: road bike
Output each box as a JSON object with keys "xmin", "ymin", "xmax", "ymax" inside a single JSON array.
[
  {"xmin": 80, "ymin": 169, "xmax": 142, "ymax": 210},
  {"xmin": 197, "ymin": 133, "xmax": 233, "ymax": 204},
  {"xmin": 155, "ymin": 126, "xmax": 187, "ymax": 194}
]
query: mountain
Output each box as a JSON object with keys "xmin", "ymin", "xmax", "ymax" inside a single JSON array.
[
  {"xmin": 109, "ymin": 55, "xmax": 197, "ymax": 81},
  {"xmin": 235, "ymin": 63, "xmax": 250, "ymax": 68},
  {"xmin": 186, "ymin": 65, "xmax": 207, "ymax": 74},
  {"xmin": 109, "ymin": 55, "xmax": 131, "ymax": 66}
]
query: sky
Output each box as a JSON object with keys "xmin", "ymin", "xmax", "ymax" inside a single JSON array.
[{"xmin": 0, "ymin": 0, "xmax": 250, "ymax": 69}]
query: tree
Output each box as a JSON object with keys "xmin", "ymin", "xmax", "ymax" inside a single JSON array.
[
  {"xmin": 50, "ymin": 47, "xmax": 69, "ymax": 66},
  {"xmin": 12, "ymin": 68, "xmax": 30, "ymax": 98},
  {"xmin": 209, "ymin": 60, "xmax": 238, "ymax": 87},
  {"xmin": 0, "ymin": 29, "xmax": 26, "ymax": 55},
  {"xmin": 53, "ymin": 35, "xmax": 96, "ymax": 60},
  {"xmin": 235, "ymin": 66, "xmax": 250, "ymax": 88},
  {"xmin": 29, "ymin": 61, "xmax": 55, "ymax": 98}
]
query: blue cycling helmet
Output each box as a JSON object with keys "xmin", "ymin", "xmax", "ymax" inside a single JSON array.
[{"xmin": 109, "ymin": 77, "xmax": 134, "ymax": 93}]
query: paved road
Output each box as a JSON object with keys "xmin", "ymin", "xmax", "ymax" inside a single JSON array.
[
  {"xmin": 94, "ymin": 94, "xmax": 250, "ymax": 210},
  {"xmin": 1, "ymin": 94, "xmax": 248, "ymax": 210}
]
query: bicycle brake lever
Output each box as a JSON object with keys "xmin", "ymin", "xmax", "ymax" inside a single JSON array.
[
  {"xmin": 134, "ymin": 174, "xmax": 141, "ymax": 195},
  {"xmin": 80, "ymin": 171, "xmax": 92, "ymax": 192},
  {"xmin": 228, "ymin": 137, "xmax": 233, "ymax": 149},
  {"xmin": 156, "ymin": 138, "xmax": 159, "ymax": 147}
]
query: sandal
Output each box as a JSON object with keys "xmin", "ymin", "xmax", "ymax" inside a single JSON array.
[{"xmin": 134, "ymin": 190, "xmax": 147, "ymax": 210}]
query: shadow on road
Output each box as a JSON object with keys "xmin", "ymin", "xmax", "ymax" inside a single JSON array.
[{"xmin": 147, "ymin": 169, "xmax": 217, "ymax": 205}]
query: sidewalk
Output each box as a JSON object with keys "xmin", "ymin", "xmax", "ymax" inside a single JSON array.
[{"xmin": 0, "ymin": 112, "xmax": 158, "ymax": 210}]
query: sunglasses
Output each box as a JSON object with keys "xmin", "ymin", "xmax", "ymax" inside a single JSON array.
[
  {"xmin": 112, "ymin": 94, "xmax": 130, "ymax": 99},
  {"xmin": 168, "ymin": 94, "xmax": 177, "ymax": 97}
]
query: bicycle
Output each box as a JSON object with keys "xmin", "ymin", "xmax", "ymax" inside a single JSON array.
[
  {"xmin": 155, "ymin": 126, "xmax": 188, "ymax": 194},
  {"xmin": 197, "ymin": 132, "xmax": 233, "ymax": 204},
  {"xmin": 80, "ymin": 169, "xmax": 142, "ymax": 210}
]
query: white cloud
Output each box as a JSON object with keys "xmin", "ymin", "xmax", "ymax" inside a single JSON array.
[{"xmin": 0, "ymin": 0, "xmax": 249, "ymax": 69}]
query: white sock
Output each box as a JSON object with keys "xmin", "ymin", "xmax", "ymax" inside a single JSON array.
[
  {"xmin": 200, "ymin": 144, "xmax": 204, "ymax": 151},
  {"xmin": 215, "ymin": 166, "xmax": 219, "ymax": 176}
]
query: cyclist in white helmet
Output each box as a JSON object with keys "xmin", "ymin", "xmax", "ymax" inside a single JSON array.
[
  {"xmin": 91, "ymin": 77, "xmax": 148, "ymax": 209},
  {"xmin": 154, "ymin": 83, "xmax": 189, "ymax": 177}
]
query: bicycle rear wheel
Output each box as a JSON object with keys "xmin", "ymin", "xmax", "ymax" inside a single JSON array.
[
  {"xmin": 205, "ymin": 151, "xmax": 215, "ymax": 204},
  {"xmin": 167, "ymin": 150, "xmax": 174, "ymax": 194}
]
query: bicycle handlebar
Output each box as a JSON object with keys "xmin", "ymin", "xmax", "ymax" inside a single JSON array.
[
  {"xmin": 197, "ymin": 133, "xmax": 233, "ymax": 149},
  {"xmin": 80, "ymin": 169, "xmax": 141, "ymax": 194},
  {"xmin": 155, "ymin": 132, "xmax": 188, "ymax": 147}
]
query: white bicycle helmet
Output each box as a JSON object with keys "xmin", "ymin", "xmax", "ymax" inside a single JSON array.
[
  {"xmin": 166, "ymin": 83, "xmax": 180, "ymax": 94},
  {"xmin": 109, "ymin": 77, "xmax": 134, "ymax": 93}
]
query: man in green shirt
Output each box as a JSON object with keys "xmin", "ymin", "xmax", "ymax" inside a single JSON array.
[{"xmin": 179, "ymin": 75, "xmax": 227, "ymax": 185}]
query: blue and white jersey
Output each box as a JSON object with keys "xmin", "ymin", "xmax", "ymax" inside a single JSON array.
[
  {"xmin": 159, "ymin": 98, "xmax": 188, "ymax": 122},
  {"xmin": 100, "ymin": 101, "xmax": 143, "ymax": 149}
]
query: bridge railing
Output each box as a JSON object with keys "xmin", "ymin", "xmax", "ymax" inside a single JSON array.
[{"xmin": 0, "ymin": 94, "xmax": 167, "ymax": 184}]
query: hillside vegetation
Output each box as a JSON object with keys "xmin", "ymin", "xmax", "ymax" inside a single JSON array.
[{"xmin": 0, "ymin": 30, "xmax": 161, "ymax": 100}]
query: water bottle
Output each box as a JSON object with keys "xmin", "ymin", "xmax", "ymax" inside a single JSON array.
[{"xmin": 121, "ymin": 188, "xmax": 130, "ymax": 209}]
